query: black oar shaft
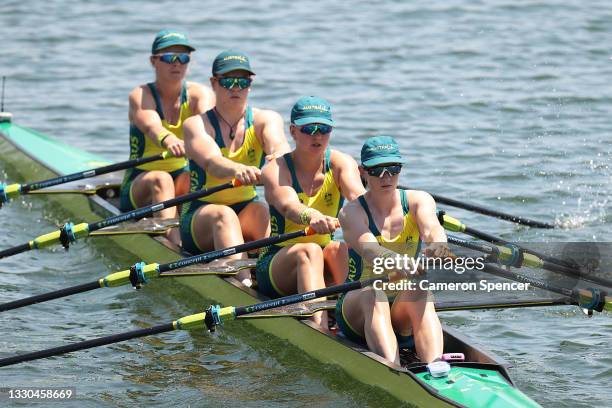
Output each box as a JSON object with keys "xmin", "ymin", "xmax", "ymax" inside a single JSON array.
[
  {"xmin": 0, "ymin": 243, "xmax": 31, "ymax": 259},
  {"xmin": 0, "ymin": 323, "xmax": 174, "ymax": 368},
  {"xmin": 159, "ymin": 228, "xmax": 308, "ymax": 274},
  {"xmin": 400, "ymin": 184, "xmax": 554, "ymax": 228},
  {"xmin": 234, "ymin": 277, "xmax": 378, "ymax": 317},
  {"xmin": 21, "ymin": 153, "xmax": 166, "ymax": 193},
  {"xmin": 89, "ymin": 181, "xmax": 234, "ymax": 233},
  {"xmin": 0, "ymin": 281, "xmax": 100, "ymax": 312}
]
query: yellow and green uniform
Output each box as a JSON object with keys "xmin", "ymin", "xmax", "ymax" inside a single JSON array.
[
  {"xmin": 180, "ymin": 106, "xmax": 264, "ymax": 254},
  {"xmin": 119, "ymin": 81, "xmax": 191, "ymax": 211},
  {"xmin": 255, "ymin": 149, "xmax": 344, "ymax": 298},
  {"xmin": 336, "ymin": 189, "xmax": 421, "ymax": 347}
]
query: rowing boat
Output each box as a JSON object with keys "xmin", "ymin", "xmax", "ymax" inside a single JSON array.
[{"xmin": 0, "ymin": 115, "xmax": 541, "ymax": 407}]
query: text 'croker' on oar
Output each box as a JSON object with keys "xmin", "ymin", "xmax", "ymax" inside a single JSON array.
[
  {"xmin": 0, "ymin": 226, "xmax": 320, "ymax": 313},
  {"xmin": 0, "ymin": 152, "xmax": 173, "ymax": 206},
  {"xmin": 0, "ymin": 275, "xmax": 386, "ymax": 367},
  {"xmin": 0, "ymin": 180, "xmax": 241, "ymax": 260},
  {"xmin": 399, "ymin": 184, "xmax": 555, "ymax": 228}
]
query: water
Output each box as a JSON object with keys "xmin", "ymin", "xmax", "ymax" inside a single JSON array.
[{"xmin": 1, "ymin": 0, "xmax": 611, "ymax": 406}]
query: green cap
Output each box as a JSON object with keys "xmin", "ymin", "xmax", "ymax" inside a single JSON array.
[
  {"xmin": 212, "ymin": 50, "xmax": 255, "ymax": 75},
  {"xmin": 290, "ymin": 96, "xmax": 334, "ymax": 126},
  {"xmin": 152, "ymin": 29, "xmax": 195, "ymax": 54},
  {"xmin": 361, "ymin": 136, "xmax": 404, "ymax": 167}
]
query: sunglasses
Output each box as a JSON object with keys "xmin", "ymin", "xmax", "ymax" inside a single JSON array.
[
  {"xmin": 154, "ymin": 53, "xmax": 191, "ymax": 65},
  {"xmin": 365, "ymin": 164, "xmax": 402, "ymax": 178},
  {"xmin": 299, "ymin": 124, "xmax": 333, "ymax": 136},
  {"xmin": 217, "ymin": 77, "xmax": 253, "ymax": 90}
]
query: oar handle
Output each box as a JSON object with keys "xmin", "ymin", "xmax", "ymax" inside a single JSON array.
[
  {"xmin": 0, "ymin": 323, "xmax": 175, "ymax": 368},
  {"xmin": 0, "ymin": 280, "xmax": 100, "ymax": 312}
]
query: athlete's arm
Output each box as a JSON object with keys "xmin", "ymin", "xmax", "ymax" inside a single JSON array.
[
  {"xmin": 187, "ymin": 82, "xmax": 216, "ymax": 115},
  {"xmin": 128, "ymin": 85, "xmax": 185, "ymax": 157},
  {"xmin": 262, "ymin": 158, "xmax": 337, "ymax": 234},
  {"xmin": 331, "ymin": 150, "xmax": 366, "ymax": 201},
  {"xmin": 409, "ymin": 190, "xmax": 452, "ymax": 258},
  {"xmin": 255, "ymin": 109, "xmax": 291, "ymax": 160},
  {"xmin": 183, "ymin": 115, "xmax": 259, "ymax": 185}
]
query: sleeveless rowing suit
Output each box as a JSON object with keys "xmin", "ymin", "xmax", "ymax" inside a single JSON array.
[
  {"xmin": 119, "ymin": 81, "xmax": 191, "ymax": 211},
  {"xmin": 336, "ymin": 189, "xmax": 421, "ymax": 347},
  {"xmin": 180, "ymin": 106, "xmax": 264, "ymax": 254},
  {"xmin": 255, "ymin": 149, "xmax": 344, "ymax": 298}
]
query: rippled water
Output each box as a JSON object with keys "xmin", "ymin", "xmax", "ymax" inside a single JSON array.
[{"xmin": 1, "ymin": 1, "xmax": 611, "ymax": 407}]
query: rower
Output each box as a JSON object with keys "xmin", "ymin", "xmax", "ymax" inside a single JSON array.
[
  {"xmin": 181, "ymin": 51, "xmax": 290, "ymax": 286},
  {"xmin": 120, "ymin": 29, "xmax": 215, "ymax": 245},
  {"xmin": 256, "ymin": 96, "xmax": 365, "ymax": 327},
  {"xmin": 337, "ymin": 136, "xmax": 449, "ymax": 365}
]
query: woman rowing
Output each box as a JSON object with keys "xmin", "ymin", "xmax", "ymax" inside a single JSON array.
[
  {"xmin": 256, "ymin": 96, "xmax": 365, "ymax": 328},
  {"xmin": 337, "ymin": 136, "xmax": 449, "ymax": 365},
  {"xmin": 120, "ymin": 29, "xmax": 215, "ymax": 245},
  {"xmin": 181, "ymin": 51, "xmax": 290, "ymax": 286}
]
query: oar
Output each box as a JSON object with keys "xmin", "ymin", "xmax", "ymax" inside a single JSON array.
[
  {"xmin": 0, "ymin": 275, "xmax": 386, "ymax": 367},
  {"xmin": 0, "ymin": 180, "xmax": 240, "ymax": 260},
  {"xmin": 0, "ymin": 152, "xmax": 172, "ymax": 206},
  {"xmin": 0, "ymin": 226, "xmax": 317, "ymax": 312},
  {"xmin": 479, "ymin": 262, "xmax": 611, "ymax": 313},
  {"xmin": 447, "ymin": 235, "xmax": 612, "ymax": 289},
  {"xmin": 399, "ymin": 184, "xmax": 555, "ymax": 228},
  {"xmin": 440, "ymin": 211, "xmax": 579, "ymax": 270}
]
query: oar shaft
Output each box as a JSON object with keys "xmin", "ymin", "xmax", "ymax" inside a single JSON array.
[
  {"xmin": 0, "ymin": 323, "xmax": 174, "ymax": 368},
  {"xmin": 400, "ymin": 184, "xmax": 554, "ymax": 228},
  {"xmin": 159, "ymin": 228, "xmax": 310, "ymax": 275},
  {"xmin": 89, "ymin": 181, "xmax": 236, "ymax": 233},
  {"xmin": 0, "ymin": 281, "xmax": 100, "ymax": 312},
  {"xmin": 233, "ymin": 277, "xmax": 380, "ymax": 318},
  {"xmin": 21, "ymin": 153, "xmax": 167, "ymax": 193},
  {"xmin": 0, "ymin": 243, "xmax": 31, "ymax": 259}
]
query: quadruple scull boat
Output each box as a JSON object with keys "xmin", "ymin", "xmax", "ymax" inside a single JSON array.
[{"xmin": 0, "ymin": 113, "xmax": 549, "ymax": 407}]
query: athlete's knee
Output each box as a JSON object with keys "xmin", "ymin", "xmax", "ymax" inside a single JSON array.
[
  {"xmin": 149, "ymin": 171, "xmax": 174, "ymax": 191},
  {"xmin": 361, "ymin": 287, "xmax": 388, "ymax": 312},
  {"xmin": 295, "ymin": 243, "xmax": 323, "ymax": 266},
  {"xmin": 211, "ymin": 205, "xmax": 239, "ymax": 228}
]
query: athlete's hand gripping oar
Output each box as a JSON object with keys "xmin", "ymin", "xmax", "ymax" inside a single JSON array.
[
  {"xmin": 0, "ymin": 275, "xmax": 387, "ymax": 367},
  {"xmin": 0, "ymin": 152, "xmax": 172, "ymax": 206},
  {"xmin": 399, "ymin": 184, "xmax": 555, "ymax": 228},
  {"xmin": 439, "ymin": 211, "xmax": 579, "ymax": 270},
  {"xmin": 0, "ymin": 180, "xmax": 240, "ymax": 260},
  {"xmin": 0, "ymin": 226, "xmax": 320, "ymax": 312},
  {"xmin": 447, "ymin": 235, "xmax": 612, "ymax": 289}
]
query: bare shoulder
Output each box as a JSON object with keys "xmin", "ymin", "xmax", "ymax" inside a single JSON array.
[
  {"xmin": 329, "ymin": 149, "xmax": 358, "ymax": 170},
  {"xmin": 405, "ymin": 189, "xmax": 435, "ymax": 207},
  {"xmin": 186, "ymin": 81, "xmax": 215, "ymax": 112},
  {"xmin": 129, "ymin": 84, "xmax": 153, "ymax": 105},
  {"xmin": 252, "ymin": 107, "xmax": 283, "ymax": 124}
]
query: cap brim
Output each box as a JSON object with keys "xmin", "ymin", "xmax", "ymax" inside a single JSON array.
[
  {"xmin": 154, "ymin": 43, "xmax": 196, "ymax": 53},
  {"xmin": 214, "ymin": 67, "xmax": 255, "ymax": 75},
  {"xmin": 362, "ymin": 156, "xmax": 404, "ymax": 167},
  {"xmin": 292, "ymin": 117, "xmax": 334, "ymax": 126}
]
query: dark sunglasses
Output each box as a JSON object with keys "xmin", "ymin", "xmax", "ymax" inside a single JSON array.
[
  {"xmin": 217, "ymin": 77, "xmax": 252, "ymax": 90},
  {"xmin": 299, "ymin": 124, "xmax": 332, "ymax": 136},
  {"xmin": 154, "ymin": 53, "xmax": 191, "ymax": 65},
  {"xmin": 365, "ymin": 164, "xmax": 402, "ymax": 178}
]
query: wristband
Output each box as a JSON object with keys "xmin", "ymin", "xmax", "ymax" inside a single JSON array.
[
  {"xmin": 155, "ymin": 129, "xmax": 173, "ymax": 147},
  {"xmin": 299, "ymin": 208, "xmax": 317, "ymax": 225}
]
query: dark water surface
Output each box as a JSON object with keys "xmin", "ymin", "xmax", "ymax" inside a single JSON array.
[{"xmin": 1, "ymin": 1, "xmax": 611, "ymax": 407}]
